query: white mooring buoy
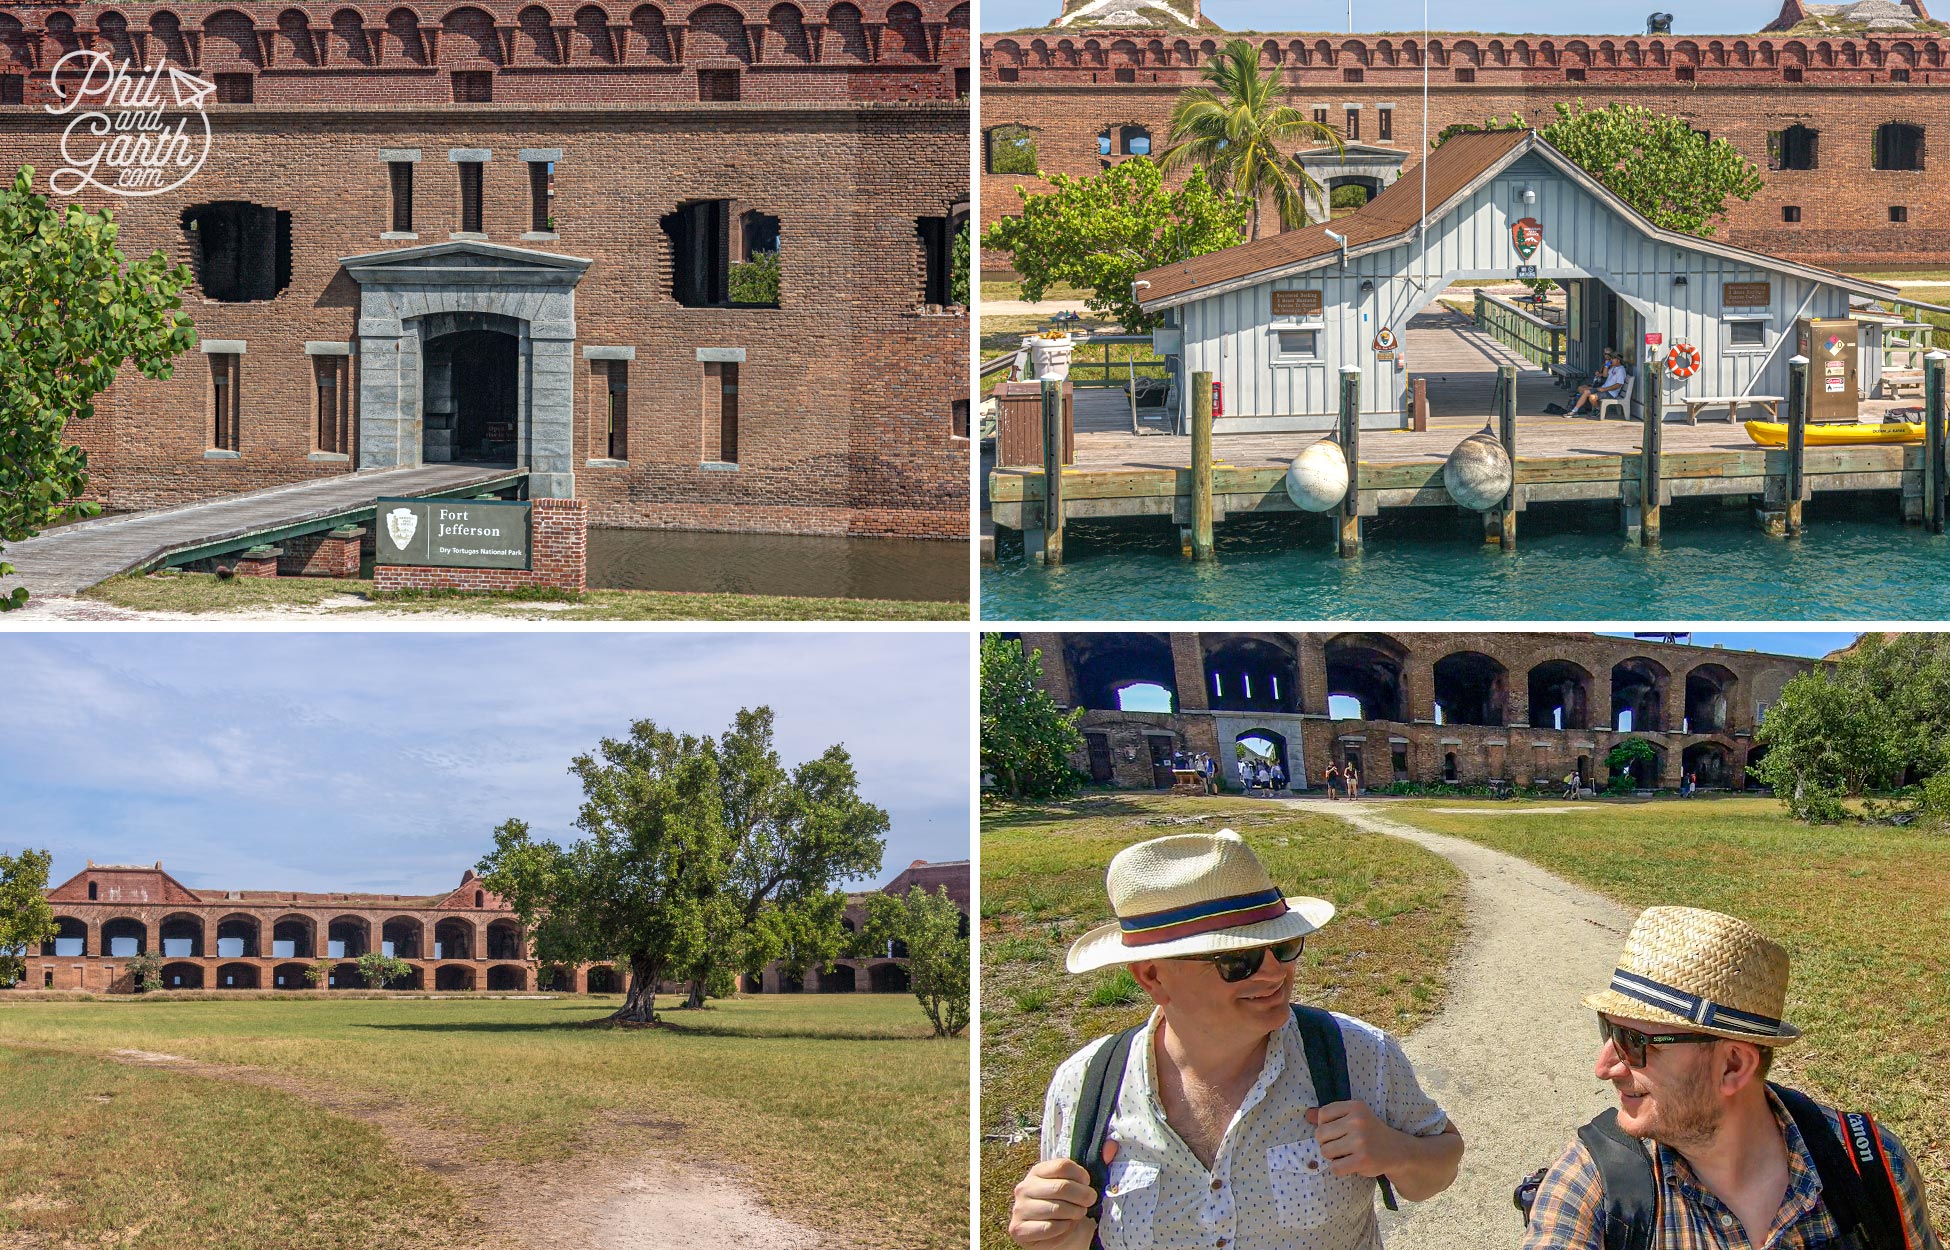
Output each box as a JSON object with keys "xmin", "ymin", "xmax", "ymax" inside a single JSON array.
[
  {"xmin": 1285, "ymin": 438, "xmax": 1350, "ymax": 512},
  {"xmin": 1443, "ymin": 429, "xmax": 1513, "ymax": 511}
]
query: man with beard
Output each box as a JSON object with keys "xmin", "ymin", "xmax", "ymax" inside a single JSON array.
[
  {"xmin": 1523, "ymin": 907, "xmax": 1941, "ymax": 1250},
  {"xmin": 1007, "ymin": 830, "xmax": 1463, "ymax": 1250}
]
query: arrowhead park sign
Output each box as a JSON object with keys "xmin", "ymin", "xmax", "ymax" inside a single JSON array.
[{"xmin": 375, "ymin": 498, "xmax": 531, "ymax": 570}]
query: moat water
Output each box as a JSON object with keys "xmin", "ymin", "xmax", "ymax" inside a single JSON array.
[
  {"xmin": 980, "ymin": 493, "xmax": 1950, "ymax": 621},
  {"xmin": 587, "ymin": 528, "xmax": 969, "ymax": 603}
]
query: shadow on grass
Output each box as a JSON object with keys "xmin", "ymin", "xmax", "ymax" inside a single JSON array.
[{"xmin": 981, "ymin": 791, "xmax": 1174, "ymax": 830}]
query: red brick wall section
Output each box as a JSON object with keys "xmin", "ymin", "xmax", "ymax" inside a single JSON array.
[
  {"xmin": 371, "ymin": 496, "xmax": 587, "ymax": 593},
  {"xmin": 981, "ymin": 29, "xmax": 1950, "ymax": 270},
  {"xmin": 277, "ymin": 528, "xmax": 364, "ymax": 577}
]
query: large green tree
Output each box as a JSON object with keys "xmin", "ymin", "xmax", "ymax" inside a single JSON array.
[
  {"xmin": 1158, "ymin": 39, "xmax": 1345, "ymax": 241},
  {"xmin": 0, "ymin": 848, "xmax": 57, "ymax": 987},
  {"xmin": 678, "ymin": 706, "xmax": 888, "ymax": 1009},
  {"xmin": 479, "ymin": 719, "xmax": 730, "ymax": 1024},
  {"xmin": 983, "ymin": 157, "xmax": 1245, "ymax": 331},
  {"xmin": 860, "ymin": 886, "xmax": 969, "ymax": 1038},
  {"xmin": 0, "ymin": 166, "xmax": 198, "ymax": 610},
  {"xmin": 981, "ymin": 635, "xmax": 1084, "ymax": 800},
  {"xmin": 1437, "ymin": 102, "xmax": 1762, "ymax": 237}
]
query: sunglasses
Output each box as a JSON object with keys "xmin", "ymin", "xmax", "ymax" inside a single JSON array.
[
  {"xmin": 1597, "ymin": 1015, "xmax": 1721, "ymax": 1067},
  {"xmin": 1178, "ymin": 936, "xmax": 1307, "ymax": 983}
]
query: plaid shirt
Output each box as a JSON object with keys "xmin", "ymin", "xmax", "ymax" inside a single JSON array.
[{"xmin": 1523, "ymin": 1088, "xmax": 1942, "ymax": 1250}]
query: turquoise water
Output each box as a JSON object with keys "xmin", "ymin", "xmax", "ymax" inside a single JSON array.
[{"xmin": 981, "ymin": 494, "xmax": 1950, "ymax": 620}]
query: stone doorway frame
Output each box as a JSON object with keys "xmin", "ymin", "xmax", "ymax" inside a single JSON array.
[{"xmin": 341, "ymin": 240, "xmax": 593, "ymax": 498}]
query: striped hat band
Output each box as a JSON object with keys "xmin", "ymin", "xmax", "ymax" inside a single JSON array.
[
  {"xmin": 1119, "ymin": 887, "xmax": 1290, "ymax": 947},
  {"xmin": 1609, "ymin": 967, "xmax": 1785, "ymax": 1035}
]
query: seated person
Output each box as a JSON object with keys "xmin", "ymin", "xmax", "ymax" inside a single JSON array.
[{"xmin": 1570, "ymin": 354, "xmax": 1629, "ymax": 415}]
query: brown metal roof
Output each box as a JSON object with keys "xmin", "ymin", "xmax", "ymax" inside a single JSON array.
[{"xmin": 1135, "ymin": 128, "xmax": 1530, "ymax": 305}]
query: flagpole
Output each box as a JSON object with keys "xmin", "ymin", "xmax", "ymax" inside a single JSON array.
[{"xmin": 1419, "ymin": 0, "xmax": 1429, "ymax": 289}]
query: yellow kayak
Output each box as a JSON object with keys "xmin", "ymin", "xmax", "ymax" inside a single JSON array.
[{"xmin": 1744, "ymin": 420, "xmax": 1924, "ymax": 447}]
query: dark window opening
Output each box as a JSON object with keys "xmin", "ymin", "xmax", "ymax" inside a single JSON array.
[
  {"xmin": 1454, "ymin": 67, "xmax": 1474, "ymax": 82},
  {"xmin": 180, "ymin": 201, "xmax": 291, "ymax": 302},
  {"xmin": 1312, "ymin": 107, "xmax": 1329, "ymax": 128},
  {"xmin": 214, "ymin": 73, "xmax": 254, "ymax": 103},
  {"xmin": 1114, "ymin": 66, "xmax": 1134, "ymax": 82},
  {"xmin": 1378, "ymin": 109, "xmax": 1393, "ymax": 141},
  {"xmin": 315, "ymin": 356, "xmax": 350, "ymax": 454},
  {"xmin": 474, "ymin": 890, "xmax": 484, "ymax": 908},
  {"xmin": 1875, "ymin": 122, "xmax": 1925, "ymax": 171},
  {"xmin": 389, "ymin": 161, "xmax": 414, "ymax": 232},
  {"xmin": 1783, "ymin": 205, "xmax": 1802, "ymax": 222},
  {"xmin": 452, "ymin": 70, "xmax": 492, "ymax": 102},
  {"xmin": 87, "ymin": 882, "xmax": 97, "ymax": 900},
  {"xmin": 0, "ymin": 74, "xmax": 23, "ymax": 105},
  {"xmin": 704, "ymin": 360, "xmax": 740, "ymax": 464},
  {"xmin": 1892, "ymin": 68, "xmax": 1910, "ymax": 83},
  {"xmin": 699, "ymin": 69, "xmax": 740, "ymax": 101},
  {"xmin": 1891, "ymin": 205, "xmax": 1909, "ymax": 222},
  {"xmin": 603, "ymin": 360, "xmax": 628, "ymax": 459},
  {"xmin": 1566, "ymin": 67, "xmax": 1586, "ymax": 81},
  {"xmin": 1098, "ymin": 127, "xmax": 1112, "ymax": 157},
  {"xmin": 1769, "ymin": 124, "xmax": 1818, "ymax": 171},
  {"xmin": 1345, "ymin": 108, "xmax": 1360, "ymax": 140},
  {"xmin": 1675, "ymin": 65, "xmax": 1694, "ymax": 82},
  {"xmin": 952, "ymin": 398, "xmax": 969, "ymax": 438},
  {"xmin": 211, "ymin": 353, "xmax": 240, "ymax": 451},
  {"xmin": 955, "ymin": 67, "xmax": 970, "ymax": 95},
  {"xmin": 997, "ymin": 66, "xmax": 1018, "ymax": 82},
  {"xmin": 528, "ymin": 161, "xmax": 553, "ymax": 232},
  {"xmin": 458, "ymin": 161, "xmax": 483, "ymax": 233},
  {"xmin": 918, "ymin": 206, "xmax": 967, "ymax": 306},
  {"xmin": 1342, "ymin": 67, "xmax": 1363, "ymax": 82},
  {"xmin": 1120, "ymin": 124, "xmax": 1151, "ymax": 155},
  {"xmin": 1784, "ymin": 65, "xmax": 1803, "ymax": 82},
  {"xmin": 664, "ymin": 200, "xmax": 779, "ymax": 309}
]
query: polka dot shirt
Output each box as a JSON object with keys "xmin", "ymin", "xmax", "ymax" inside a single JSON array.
[{"xmin": 1041, "ymin": 1007, "xmax": 1451, "ymax": 1250}]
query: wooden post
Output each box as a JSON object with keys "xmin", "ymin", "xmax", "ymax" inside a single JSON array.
[
  {"xmin": 1040, "ymin": 377, "xmax": 1064, "ymax": 565},
  {"xmin": 1928, "ymin": 351, "xmax": 1948, "ymax": 534},
  {"xmin": 1497, "ymin": 362, "xmax": 1518, "ymax": 550},
  {"xmin": 1411, "ymin": 377, "xmax": 1428, "ymax": 431},
  {"xmin": 1785, "ymin": 354, "xmax": 1808, "ymax": 538},
  {"xmin": 1190, "ymin": 371, "xmax": 1215, "ymax": 561},
  {"xmin": 1640, "ymin": 357, "xmax": 1663, "ymax": 546},
  {"xmin": 1338, "ymin": 366, "xmax": 1361, "ymax": 558}
]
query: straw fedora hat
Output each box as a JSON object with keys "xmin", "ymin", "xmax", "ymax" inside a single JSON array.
[
  {"xmin": 1066, "ymin": 829, "xmax": 1336, "ymax": 974},
  {"xmin": 1583, "ymin": 906, "xmax": 1801, "ymax": 1046}
]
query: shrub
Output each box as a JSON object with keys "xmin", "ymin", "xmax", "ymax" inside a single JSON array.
[
  {"xmin": 125, "ymin": 950, "xmax": 163, "ymax": 994},
  {"xmin": 728, "ymin": 250, "xmax": 780, "ymax": 306}
]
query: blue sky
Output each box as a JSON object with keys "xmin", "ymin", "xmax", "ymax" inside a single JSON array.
[
  {"xmin": 989, "ymin": 1, "xmax": 1789, "ymax": 37},
  {"xmin": 1, "ymin": 632, "xmax": 970, "ymax": 897}
]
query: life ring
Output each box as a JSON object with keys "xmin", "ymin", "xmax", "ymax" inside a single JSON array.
[{"xmin": 1667, "ymin": 342, "xmax": 1701, "ymax": 378}]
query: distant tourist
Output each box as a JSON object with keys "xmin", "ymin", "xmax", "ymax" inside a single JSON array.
[
  {"xmin": 1325, "ymin": 762, "xmax": 1342, "ymax": 800},
  {"xmin": 1344, "ymin": 764, "xmax": 1360, "ymax": 798},
  {"xmin": 1521, "ymin": 907, "xmax": 1943, "ymax": 1250},
  {"xmin": 1270, "ymin": 760, "xmax": 1286, "ymax": 792},
  {"xmin": 1568, "ymin": 353, "xmax": 1628, "ymax": 417},
  {"xmin": 1007, "ymin": 831, "xmax": 1464, "ymax": 1250},
  {"xmin": 1563, "ymin": 771, "xmax": 1580, "ymax": 800}
]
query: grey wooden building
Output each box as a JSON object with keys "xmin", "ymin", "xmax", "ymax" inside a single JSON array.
[{"xmin": 1136, "ymin": 129, "xmax": 1938, "ymax": 433}]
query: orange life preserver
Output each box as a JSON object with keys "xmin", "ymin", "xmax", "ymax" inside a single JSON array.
[{"xmin": 1667, "ymin": 342, "xmax": 1701, "ymax": 378}]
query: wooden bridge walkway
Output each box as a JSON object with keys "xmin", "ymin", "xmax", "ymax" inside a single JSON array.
[{"xmin": 1, "ymin": 464, "xmax": 523, "ymax": 599}]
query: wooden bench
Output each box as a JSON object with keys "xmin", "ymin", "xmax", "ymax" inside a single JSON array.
[
  {"xmin": 1683, "ymin": 395, "xmax": 1785, "ymax": 425},
  {"xmin": 1547, "ymin": 362, "xmax": 1586, "ymax": 389}
]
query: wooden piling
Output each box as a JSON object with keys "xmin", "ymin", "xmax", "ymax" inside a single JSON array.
[
  {"xmin": 1928, "ymin": 351, "xmax": 1948, "ymax": 534},
  {"xmin": 1338, "ymin": 366, "xmax": 1362, "ymax": 558},
  {"xmin": 1411, "ymin": 378, "xmax": 1428, "ymax": 432},
  {"xmin": 1785, "ymin": 355, "xmax": 1808, "ymax": 538},
  {"xmin": 1040, "ymin": 377, "xmax": 1064, "ymax": 565},
  {"xmin": 1190, "ymin": 371, "xmax": 1215, "ymax": 561},
  {"xmin": 1497, "ymin": 363, "xmax": 1518, "ymax": 550},
  {"xmin": 1640, "ymin": 357, "xmax": 1663, "ymax": 546}
]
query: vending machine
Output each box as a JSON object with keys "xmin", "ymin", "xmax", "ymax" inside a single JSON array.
[{"xmin": 1796, "ymin": 318, "xmax": 1859, "ymax": 422}]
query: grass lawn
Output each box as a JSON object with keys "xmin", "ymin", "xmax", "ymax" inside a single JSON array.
[
  {"xmin": 78, "ymin": 572, "xmax": 966, "ymax": 621},
  {"xmin": 979, "ymin": 793, "xmax": 1465, "ymax": 1250},
  {"xmin": 980, "ymin": 280, "xmax": 1091, "ymax": 304},
  {"xmin": 1383, "ymin": 796, "xmax": 1950, "ymax": 1214},
  {"xmin": 0, "ymin": 993, "xmax": 967, "ymax": 1250}
]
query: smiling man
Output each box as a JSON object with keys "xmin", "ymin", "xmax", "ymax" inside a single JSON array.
[
  {"xmin": 1523, "ymin": 907, "xmax": 1942, "ymax": 1250},
  {"xmin": 1007, "ymin": 830, "xmax": 1463, "ymax": 1250}
]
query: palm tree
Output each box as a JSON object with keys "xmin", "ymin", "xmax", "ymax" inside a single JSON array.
[{"xmin": 1158, "ymin": 39, "xmax": 1345, "ymax": 240}]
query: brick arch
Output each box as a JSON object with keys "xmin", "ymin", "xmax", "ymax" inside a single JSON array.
[
  {"xmin": 569, "ymin": 5, "xmax": 614, "ymax": 62},
  {"xmin": 274, "ymin": 8, "xmax": 318, "ymax": 64},
  {"xmin": 41, "ymin": 10, "xmax": 80, "ymax": 53},
  {"xmin": 385, "ymin": 7, "xmax": 428, "ymax": 63},
  {"xmin": 686, "ymin": 2, "xmax": 749, "ymax": 61},
  {"xmin": 96, "ymin": 11, "xmax": 139, "ymax": 60},
  {"xmin": 330, "ymin": 8, "xmax": 373, "ymax": 63},
  {"xmin": 200, "ymin": 9, "xmax": 262, "ymax": 65},
  {"xmin": 881, "ymin": 0, "xmax": 924, "ymax": 62},
  {"xmin": 766, "ymin": 3, "xmax": 809, "ymax": 61},
  {"xmin": 440, "ymin": 6, "xmax": 502, "ymax": 63},
  {"xmin": 824, "ymin": 2, "xmax": 867, "ymax": 62},
  {"xmin": 271, "ymin": 913, "xmax": 317, "ymax": 959},
  {"xmin": 516, "ymin": 5, "xmax": 559, "ymax": 62},
  {"xmin": 158, "ymin": 911, "xmax": 206, "ymax": 958},
  {"xmin": 629, "ymin": 4, "xmax": 671, "ymax": 59}
]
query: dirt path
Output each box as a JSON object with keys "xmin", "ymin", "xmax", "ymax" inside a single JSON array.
[
  {"xmin": 1312, "ymin": 803, "xmax": 1636, "ymax": 1249},
  {"xmin": 104, "ymin": 1048, "xmax": 837, "ymax": 1250}
]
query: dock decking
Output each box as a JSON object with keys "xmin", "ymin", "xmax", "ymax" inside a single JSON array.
[{"xmin": 2, "ymin": 464, "xmax": 524, "ymax": 599}]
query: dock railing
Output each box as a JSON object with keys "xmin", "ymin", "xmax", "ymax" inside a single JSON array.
[
  {"xmin": 1063, "ymin": 334, "xmax": 1170, "ymax": 390},
  {"xmin": 1474, "ymin": 289, "xmax": 1566, "ymax": 367}
]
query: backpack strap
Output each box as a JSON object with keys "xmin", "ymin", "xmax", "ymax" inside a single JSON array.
[
  {"xmin": 1068, "ymin": 1026, "xmax": 1142, "ymax": 1229},
  {"xmin": 1771, "ymin": 1083, "xmax": 1910, "ymax": 1250},
  {"xmin": 1578, "ymin": 1108, "xmax": 1658, "ymax": 1250},
  {"xmin": 1292, "ymin": 1004, "xmax": 1399, "ymax": 1211}
]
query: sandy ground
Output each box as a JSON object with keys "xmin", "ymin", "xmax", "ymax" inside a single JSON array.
[
  {"xmin": 102, "ymin": 1047, "xmax": 842, "ymax": 1249},
  {"xmin": 1313, "ymin": 803, "xmax": 1637, "ymax": 1249}
]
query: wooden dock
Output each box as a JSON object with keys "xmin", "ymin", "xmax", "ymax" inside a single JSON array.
[{"xmin": 1, "ymin": 464, "xmax": 525, "ymax": 598}]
